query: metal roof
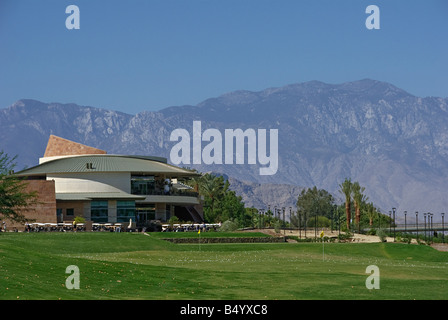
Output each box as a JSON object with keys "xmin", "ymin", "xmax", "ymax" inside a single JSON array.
[{"xmin": 16, "ymin": 155, "xmax": 199, "ymax": 178}]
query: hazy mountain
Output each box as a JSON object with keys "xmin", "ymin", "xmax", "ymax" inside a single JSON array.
[{"xmin": 2, "ymin": 79, "xmax": 448, "ymax": 221}]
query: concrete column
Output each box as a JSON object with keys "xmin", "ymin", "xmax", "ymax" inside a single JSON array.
[{"xmin": 109, "ymin": 200, "xmax": 117, "ymax": 223}]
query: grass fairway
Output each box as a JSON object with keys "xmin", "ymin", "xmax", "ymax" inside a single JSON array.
[{"xmin": 0, "ymin": 232, "xmax": 447, "ymax": 300}]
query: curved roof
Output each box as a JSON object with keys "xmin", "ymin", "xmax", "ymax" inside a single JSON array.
[{"xmin": 16, "ymin": 155, "xmax": 198, "ymax": 178}]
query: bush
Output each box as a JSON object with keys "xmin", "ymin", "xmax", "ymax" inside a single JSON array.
[
  {"xmin": 74, "ymin": 216, "xmax": 86, "ymax": 224},
  {"xmin": 376, "ymin": 228, "xmax": 387, "ymax": 242},
  {"xmin": 273, "ymin": 220, "xmax": 282, "ymax": 233},
  {"xmin": 219, "ymin": 220, "xmax": 239, "ymax": 232},
  {"xmin": 143, "ymin": 220, "xmax": 162, "ymax": 232},
  {"xmin": 338, "ymin": 232, "xmax": 353, "ymax": 242},
  {"xmin": 307, "ymin": 216, "xmax": 331, "ymax": 228}
]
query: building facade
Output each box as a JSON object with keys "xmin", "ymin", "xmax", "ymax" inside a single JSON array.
[{"xmin": 13, "ymin": 135, "xmax": 203, "ymax": 230}]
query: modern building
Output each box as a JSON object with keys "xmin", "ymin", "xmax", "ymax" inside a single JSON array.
[{"xmin": 13, "ymin": 135, "xmax": 203, "ymax": 230}]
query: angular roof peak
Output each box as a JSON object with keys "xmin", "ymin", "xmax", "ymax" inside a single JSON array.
[{"xmin": 43, "ymin": 135, "xmax": 106, "ymax": 157}]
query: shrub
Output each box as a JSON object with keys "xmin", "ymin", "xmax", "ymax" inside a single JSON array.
[
  {"xmin": 74, "ymin": 216, "xmax": 86, "ymax": 224},
  {"xmin": 376, "ymin": 228, "xmax": 387, "ymax": 242},
  {"xmin": 219, "ymin": 220, "xmax": 239, "ymax": 232},
  {"xmin": 273, "ymin": 221, "xmax": 282, "ymax": 233},
  {"xmin": 306, "ymin": 216, "xmax": 331, "ymax": 228}
]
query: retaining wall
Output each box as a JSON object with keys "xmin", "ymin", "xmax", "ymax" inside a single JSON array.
[{"xmin": 162, "ymin": 236, "xmax": 286, "ymax": 244}]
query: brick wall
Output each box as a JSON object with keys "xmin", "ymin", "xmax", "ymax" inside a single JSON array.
[{"xmin": 4, "ymin": 180, "xmax": 57, "ymax": 231}]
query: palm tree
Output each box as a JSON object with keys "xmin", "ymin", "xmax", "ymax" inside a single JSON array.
[
  {"xmin": 339, "ymin": 178, "xmax": 352, "ymax": 230},
  {"xmin": 195, "ymin": 173, "xmax": 224, "ymax": 222},
  {"xmin": 366, "ymin": 202, "xmax": 376, "ymax": 226},
  {"xmin": 352, "ymin": 181, "xmax": 367, "ymax": 232}
]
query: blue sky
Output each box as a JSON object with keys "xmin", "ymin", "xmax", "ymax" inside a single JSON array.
[{"xmin": 0, "ymin": 0, "xmax": 447, "ymax": 114}]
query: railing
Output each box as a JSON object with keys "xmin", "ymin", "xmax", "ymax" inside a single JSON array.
[{"xmin": 132, "ymin": 189, "xmax": 199, "ymax": 197}]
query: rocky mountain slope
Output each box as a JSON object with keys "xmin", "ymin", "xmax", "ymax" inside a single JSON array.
[{"xmin": 1, "ymin": 79, "xmax": 447, "ymax": 219}]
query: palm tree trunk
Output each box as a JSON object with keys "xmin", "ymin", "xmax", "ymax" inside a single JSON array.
[
  {"xmin": 345, "ymin": 201, "xmax": 351, "ymax": 230},
  {"xmin": 356, "ymin": 206, "xmax": 360, "ymax": 233}
]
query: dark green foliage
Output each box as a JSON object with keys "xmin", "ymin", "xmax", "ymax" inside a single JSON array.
[
  {"xmin": 297, "ymin": 186, "xmax": 334, "ymax": 225},
  {"xmin": 0, "ymin": 151, "xmax": 38, "ymax": 224},
  {"xmin": 188, "ymin": 173, "xmax": 246, "ymax": 226}
]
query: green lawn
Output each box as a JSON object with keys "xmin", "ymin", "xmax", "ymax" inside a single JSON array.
[{"xmin": 0, "ymin": 232, "xmax": 447, "ymax": 300}]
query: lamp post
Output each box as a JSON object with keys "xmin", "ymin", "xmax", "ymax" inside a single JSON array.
[
  {"xmin": 389, "ymin": 211, "xmax": 392, "ymax": 236},
  {"xmin": 282, "ymin": 207, "xmax": 286, "ymax": 235},
  {"xmin": 415, "ymin": 211, "xmax": 419, "ymax": 241},
  {"xmin": 429, "ymin": 213, "xmax": 433, "ymax": 243},
  {"xmin": 442, "ymin": 213, "xmax": 445, "ymax": 244},
  {"xmin": 404, "ymin": 211, "xmax": 407, "ymax": 234},
  {"xmin": 289, "ymin": 207, "xmax": 292, "ymax": 235},
  {"xmin": 392, "ymin": 207, "xmax": 396, "ymax": 242},
  {"xmin": 423, "ymin": 213, "xmax": 427, "ymax": 242}
]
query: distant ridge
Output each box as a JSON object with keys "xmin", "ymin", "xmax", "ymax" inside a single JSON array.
[{"xmin": 2, "ymin": 79, "xmax": 448, "ymax": 218}]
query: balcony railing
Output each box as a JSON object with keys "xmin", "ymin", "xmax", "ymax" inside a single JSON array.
[{"xmin": 132, "ymin": 188, "xmax": 199, "ymax": 198}]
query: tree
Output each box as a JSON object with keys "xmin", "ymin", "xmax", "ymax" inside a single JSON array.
[
  {"xmin": 220, "ymin": 180, "xmax": 246, "ymax": 227},
  {"xmin": 296, "ymin": 186, "xmax": 335, "ymax": 226},
  {"xmin": 189, "ymin": 173, "xmax": 246, "ymax": 224},
  {"xmin": 0, "ymin": 151, "xmax": 38, "ymax": 224},
  {"xmin": 339, "ymin": 178, "xmax": 352, "ymax": 230},
  {"xmin": 188, "ymin": 173, "xmax": 225, "ymax": 222},
  {"xmin": 352, "ymin": 181, "xmax": 367, "ymax": 232},
  {"xmin": 365, "ymin": 202, "xmax": 376, "ymax": 226}
]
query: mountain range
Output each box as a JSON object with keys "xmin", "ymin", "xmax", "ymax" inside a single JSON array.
[{"xmin": 1, "ymin": 79, "xmax": 448, "ymax": 221}]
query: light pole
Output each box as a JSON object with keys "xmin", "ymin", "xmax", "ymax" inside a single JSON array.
[
  {"xmin": 442, "ymin": 212, "xmax": 445, "ymax": 244},
  {"xmin": 392, "ymin": 207, "xmax": 396, "ymax": 242},
  {"xmin": 424, "ymin": 212, "xmax": 427, "ymax": 242},
  {"xmin": 404, "ymin": 211, "xmax": 407, "ymax": 234},
  {"xmin": 282, "ymin": 207, "xmax": 286, "ymax": 235},
  {"xmin": 428, "ymin": 212, "xmax": 434, "ymax": 243},
  {"xmin": 415, "ymin": 211, "xmax": 419, "ymax": 242},
  {"xmin": 389, "ymin": 211, "xmax": 392, "ymax": 236},
  {"xmin": 289, "ymin": 207, "xmax": 292, "ymax": 234}
]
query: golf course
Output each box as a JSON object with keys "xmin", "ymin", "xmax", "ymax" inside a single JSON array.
[{"xmin": 1, "ymin": 231, "xmax": 447, "ymax": 300}]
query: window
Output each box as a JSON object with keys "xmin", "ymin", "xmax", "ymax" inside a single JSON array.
[
  {"xmin": 136, "ymin": 203, "xmax": 155, "ymax": 227},
  {"xmin": 131, "ymin": 176, "xmax": 155, "ymax": 195},
  {"xmin": 117, "ymin": 201, "xmax": 136, "ymax": 223},
  {"xmin": 91, "ymin": 201, "xmax": 108, "ymax": 223},
  {"xmin": 66, "ymin": 208, "xmax": 74, "ymax": 216}
]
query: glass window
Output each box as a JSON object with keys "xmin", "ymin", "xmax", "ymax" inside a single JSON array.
[
  {"xmin": 66, "ymin": 208, "xmax": 74, "ymax": 216},
  {"xmin": 136, "ymin": 203, "xmax": 155, "ymax": 227},
  {"xmin": 131, "ymin": 176, "xmax": 155, "ymax": 195},
  {"xmin": 117, "ymin": 200, "xmax": 136, "ymax": 223},
  {"xmin": 91, "ymin": 201, "xmax": 108, "ymax": 223}
]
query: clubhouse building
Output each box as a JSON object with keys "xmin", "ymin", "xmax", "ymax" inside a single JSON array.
[{"xmin": 13, "ymin": 135, "xmax": 203, "ymax": 230}]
